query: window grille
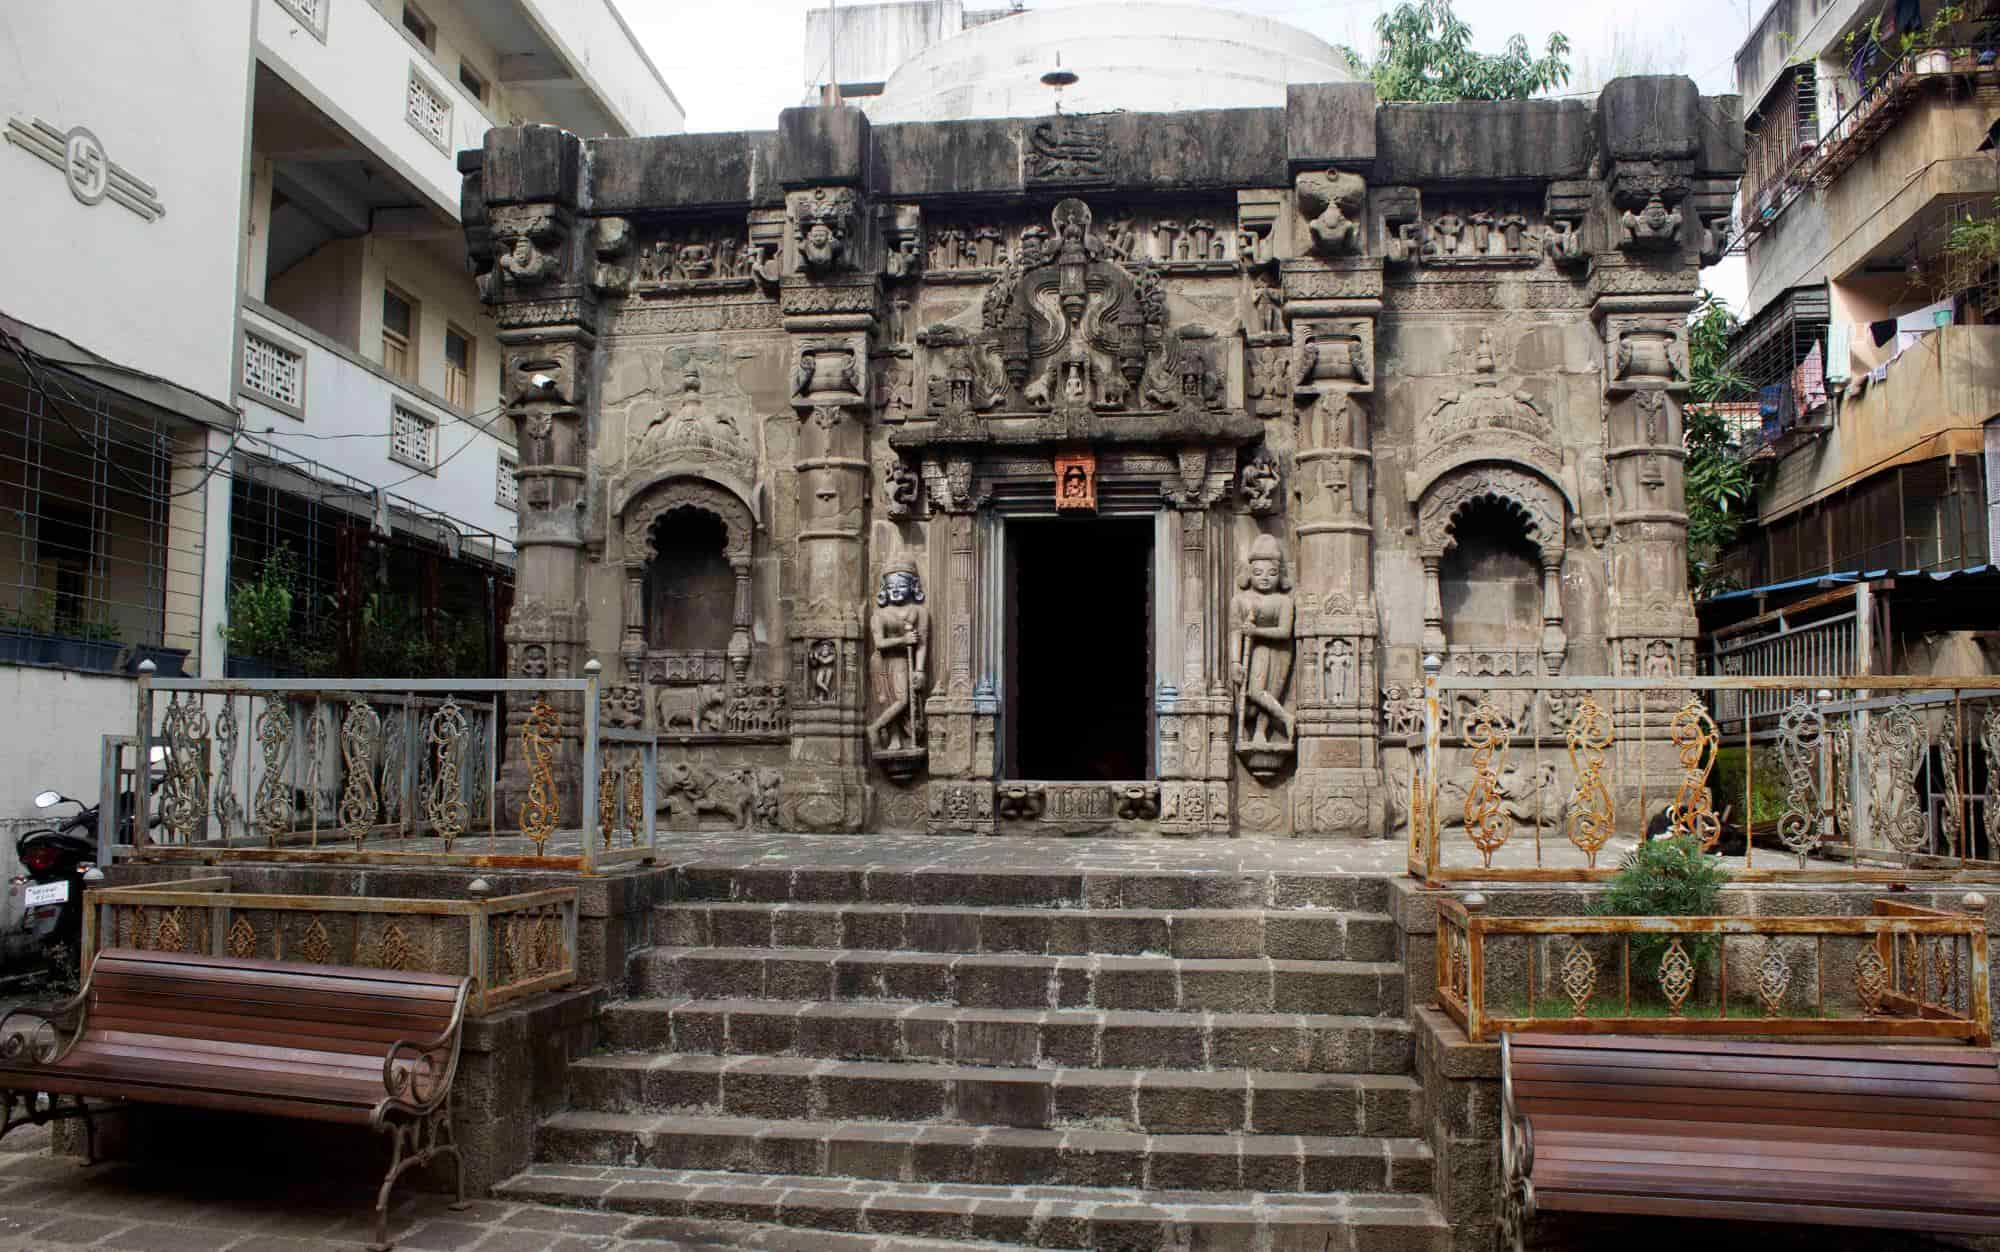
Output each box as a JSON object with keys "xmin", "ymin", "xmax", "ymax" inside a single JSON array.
[
  {"xmin": 241, "ymin": 330, "xmax": 304, "ymax": 414},
  {"xmin": 0, "ymin": 357, "xmax": 206, "ymax": 662},
  {"xmin": 406, "ymin": 67, "xmax": 450, "ymax": 151},
  {"xmin": 497, "ymin": 455, "xmax": 518, "ymax": 508},
  {"xmin": 274, "ymin": 0, "xmax": 327, "ymax": 39},
  {"xmin": 389, "ymin": 405, "xmax": 435, "ymax": 471}
]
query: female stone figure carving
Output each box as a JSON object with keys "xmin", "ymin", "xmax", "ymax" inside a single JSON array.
[
  {"xmin": 870, "ymin": 559, "xmax": 930, "ymax": 769},
  {"xmin": 1231, "ymin": 533, "xmax": 1296, "ymax": 756}
]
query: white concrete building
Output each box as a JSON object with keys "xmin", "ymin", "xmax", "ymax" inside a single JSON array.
[
  {"xmin": 0, "ymin": 0, "xmax": 679, "ymax": 839},
  {"xmin": 804, "ymin": 0, "xmax": 1352, "ymax": 120}
]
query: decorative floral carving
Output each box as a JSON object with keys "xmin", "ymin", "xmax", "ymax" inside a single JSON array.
[
  {"xmin": 339, "ymin": 699, "xmax": 382, "ymax": 849},
  {"xmin": 1564, "ymin": 695, "xmax": 1613, "ymax": 866},
  {"xmin": 1669, "ymin": 697, "xmax": 1721, "ymax": 849},
  {"xmin": 1658, "ymin": 939, "xmax": 1695, "ymax": 1015},
  {"xmin": 1559, "ymin": 939, "xmax": 1597, "ymax": 1017}
]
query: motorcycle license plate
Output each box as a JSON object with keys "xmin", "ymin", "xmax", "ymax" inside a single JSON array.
[{"xmin": 23, "ymin": 881, "xmax": 68, "ymax": 908}]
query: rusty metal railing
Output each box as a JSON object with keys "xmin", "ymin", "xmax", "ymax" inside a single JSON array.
[
  {"xmin": 1436, "ymin": 893, "xmax": 1990, "ymax": 1044},
  {"xmin": 1405, "ymin": 674, "xmax": 2000, "ymax": 883}
]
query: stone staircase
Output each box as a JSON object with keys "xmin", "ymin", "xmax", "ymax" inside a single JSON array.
[{"xmin": 498, "ymin": 858, "xmax": 1450, "ymax": 1250}]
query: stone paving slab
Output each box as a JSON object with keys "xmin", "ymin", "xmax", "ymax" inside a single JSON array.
[{"xmin": 0, "ymin": 1131, "xmax": 991, "ymax": 1252}]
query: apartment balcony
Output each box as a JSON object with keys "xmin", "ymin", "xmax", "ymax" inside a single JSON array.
[
  {"xmin": 237, "ymin": 299, "xmax": 519, "ymax": 548},
  {"xmin": 1761, "ymin": 323, "xmax": 2000, "ymax": 524}
]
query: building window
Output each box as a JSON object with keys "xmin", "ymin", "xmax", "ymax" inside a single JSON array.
[
  {"xmin": 458, "ymin": 61, "xmax": 488, "ymax": 104},
  {"xmin": 241, "ymin": 329, "xmax": 306, "ymax": 418},
  {"xmin": 443, "ymin": 325, "xmax": 473, "ymax": 410},
  {"xmin": 401, "ymin": 2, "xmax": 435, "ymax": 49},
  {"xmin": 406, "ymin": 65, "xmax": 451, "ymax": 152},
  {"xmin": 274, "ymin": 0, "xmax": 327, "ymax": 41},
  {"xmin": 390, "ymin": 405, "xmax": 436, "ymax": 472},
  {"xmin": 1, "ymin": 362, "xmax": 197, "ymax": 661},
  {"xmin": 497, "ymin": 454, "xmax": 519, "ymax": 508},
  {"xmin": 382, "ymin": 286, "xmax": 416, "ymax": 382}
]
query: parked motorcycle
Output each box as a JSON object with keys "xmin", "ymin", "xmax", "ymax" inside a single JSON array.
[{"xmin": 3, "ymin": 747, "xmax": 167, "ymax": 974}]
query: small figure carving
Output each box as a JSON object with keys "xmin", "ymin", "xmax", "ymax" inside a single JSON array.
[
  {"xmin": 806, "ymin": 639, "xmax": 838, "ymax": 704},
  {"xmin": 1249, "ymin": 283, "xmax": 1283, "ymax": 336},
  {"xmin": 1644, "ymin": 640, "xmax": 1677, "ymax": 679},
  {"xmin": 1324, "ymin": 638, "xmax": 1356, "ymax": 705},
  {"xmin": 1231, "ymin": 534, "xmax": 1296, "ymax": 777},
  {"xmin": 996, "ymin": 784, "xmax": 1047, "ymax": 822},
  {"xmin": 870, "ymin": 559, "xmax": 930, "ymax": 774},
  {"xmin": 601, "ymin": 684, "xmax": 645, "ymax": 730},
  {"xmin": 793, "ymin": 187, "xmax": 855, "ymax": 276},
  {"xmin": 1427, "ymin": 212, "xmax": 1464, "ymax": 258},
  {"xmin": 883, "ymin": 460, "xmax": 921, "ymax": 519},
  {"xmin": 1239, "ymin": 449, "xmax": 1281, "ymax": 515},
  {"xmin": 1113, "ymin": 784, "xmax": 1161, "ymax": 821},
  {"xmin": 1543, "ymin": 220, "xmax": 1585, "ymax": 265}
]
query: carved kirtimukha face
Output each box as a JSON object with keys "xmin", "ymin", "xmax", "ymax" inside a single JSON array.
[{"xmin": 1249, "ymin": 558, "xmax": 1281, "ymax": 593}]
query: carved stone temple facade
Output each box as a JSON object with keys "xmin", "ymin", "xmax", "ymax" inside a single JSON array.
[{"xmin": 462, "ymin": 77, "xmax": 1743, "ymax": 837}]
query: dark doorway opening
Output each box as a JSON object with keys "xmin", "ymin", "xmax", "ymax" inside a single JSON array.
[{"xmin": 1006, "ymin": 516, "xmax": 1152, "ymax": 780}]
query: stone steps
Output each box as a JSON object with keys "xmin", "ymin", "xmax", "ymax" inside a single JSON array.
[
  {"xmin": 567, "ymin": 1053, "xmax": 1421, "ymax": 1136},
  {"xmin": 600, "ymin": 997, "xmax": 1416, "ymax": 1073},
  {"xmin": 656, "ymin": 901, "xmax": 1400, "ymax": 961},
  {"xmin": 499, "ymin": 1164, "xmax": 1450, "ymax": 1251},
  {"xmin": 669, "ymin": 863, "xmax": 1389, "ymax": 913},
  {"xmin": 634, "ymin": 946, "xmax": 1406, "ymax": 1016},
  {"xmin": 537, "ymin": 1110, "xmax": 1432, "ymax": 1195}
]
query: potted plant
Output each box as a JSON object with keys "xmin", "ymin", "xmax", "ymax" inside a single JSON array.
[
  {"xmin": 0, "ymin": 599, "xmax": 124, "ymax": 671},
  {"xmin": 222, "ymin": 548, "xmax": 306, "ymax": 678}
]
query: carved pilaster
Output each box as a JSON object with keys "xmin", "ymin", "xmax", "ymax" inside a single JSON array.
[
  {"xmin": 779, "ymin": 167, "xmax": 880, "ymax": 828},
  {"xmin": 1283, "ymin": 258, "xmax": 1383, "ymax": 836},
  {"xmin": 470, "ymin": 125, "xmax": 596, "ymax": 825}
]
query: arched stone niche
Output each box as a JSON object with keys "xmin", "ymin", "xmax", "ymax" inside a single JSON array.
[
  {"xmin": 618, "ymin": 476, "xmax": 757, "ymax": 689},
  {"xmin": 1416, "ymin": 464, "xmax": 1569, "ymax": 673}
]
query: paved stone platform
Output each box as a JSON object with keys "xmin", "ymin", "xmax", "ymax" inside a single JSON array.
[{"xmin": 0, "ymin": 1128, "xmax": 998, "ymax": 1251}]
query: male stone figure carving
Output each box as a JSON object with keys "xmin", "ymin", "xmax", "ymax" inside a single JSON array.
[
  {"xmin": 1231, "ymin": 534, "xmax": 1296, "ymax": 748},
  {"xmin": 870, "ymin": 559, "xmax": 930, "ymax": 754}
]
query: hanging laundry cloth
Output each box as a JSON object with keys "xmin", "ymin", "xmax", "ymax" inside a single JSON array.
[
  {"xmin": 1870, "ymin": 317, "xmax": 1898, "ymax": 347},
  {"xmin": 1792, "ymin": 341, "xmax": 1826, "ymax": 414}
]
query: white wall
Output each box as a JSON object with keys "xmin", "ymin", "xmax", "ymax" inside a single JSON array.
[
  {"xmin": 0, "ymin": 1, "xmax": 253, "ymax": 404},
  {"xmin": 0, "ymin": 667, "xmax": 135, "ymax": 831},
  {"xmin": 241, "ymin": 303, "xmax": 518, "ymax": 544},
  {"xmin": 519, "ymin": 0, "xmax": 685, "ymax": 136}
]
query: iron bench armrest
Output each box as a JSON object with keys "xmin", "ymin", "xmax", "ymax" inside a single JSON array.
[{"xmin": 375, "ymin": 980, "xmax": 469, "ymax": 1121}]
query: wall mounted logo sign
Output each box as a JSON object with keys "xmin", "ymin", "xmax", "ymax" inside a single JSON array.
[{"xmin": 6, "ymin": 117, "xmax": 164, "ymax": 221}]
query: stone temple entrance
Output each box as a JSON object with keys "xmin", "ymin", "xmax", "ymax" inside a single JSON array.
[{"xmin": 1005, "ymin": 516, "xmax": 1152, "ymax": 781}]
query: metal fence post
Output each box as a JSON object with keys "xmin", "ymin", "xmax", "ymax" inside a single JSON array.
[
  {"xmin": 643, "ymin": 735, "xmax": 658, "ymax": 861},
  {"xmin": 134, "ymin": 661, "xmax": 155, "ymax": 850},
  {"xmin": 581, "ymin": 660, "xmax": 601, "ymax": 873}
]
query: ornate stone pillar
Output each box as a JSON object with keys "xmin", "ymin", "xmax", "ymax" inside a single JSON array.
[
  {"xmin": 1593, "ymin": 79, "xmax": 1709, "ymax": 821},
  {"xmin": 1285, "ymin": 261, "xmax": 1384, "ymax": 837},
  {"xmin": 620, "ymin": 565, "xmax": 644, "ymax": 685},
  {"xmin": 774, "ymin": 107, "xmax": 878, "ymax": 832},
  {"xmin": 468, "ymin": 126, "xmax": 596, "ymax": 824}
]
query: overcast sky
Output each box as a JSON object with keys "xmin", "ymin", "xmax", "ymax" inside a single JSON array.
[{"xmin": 622, "ymin": 0, "xmax": 1754, "ymax": 305}]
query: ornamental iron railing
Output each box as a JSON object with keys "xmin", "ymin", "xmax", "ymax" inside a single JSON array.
[
  {"xmin": 1405, "ymin": 674, "xmax": 2000, "ymax": 882},
  {"xmin": 124, "ymin": 665, "xmax": 661, "ymax": 873},
  {"xmin": 1436, "ymin": 894, "xmax": 1990, "ymax": 1044},
  {"xmin": 80, "ymin": 875, "xmax": 577, "ymax": 1014}
]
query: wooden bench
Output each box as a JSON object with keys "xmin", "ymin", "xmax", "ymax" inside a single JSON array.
[
  {"xmin": 1498, "ymin": 1033, "xmax": 2000, "ymax": 1249},
  {"xmin": 0, "ymin": 948, "xmax": 470, "ymax": 1251}
]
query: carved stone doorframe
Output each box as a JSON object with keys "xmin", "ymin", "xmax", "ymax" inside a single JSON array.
[{"xmin": 924, "ymin": 446, "xmax": 1236, "ymax": 834}]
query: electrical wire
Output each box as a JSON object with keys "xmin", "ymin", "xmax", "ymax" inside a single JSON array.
[{"xmin": 2, "ymin": 329, "xmax": 244, "ymax": 500}]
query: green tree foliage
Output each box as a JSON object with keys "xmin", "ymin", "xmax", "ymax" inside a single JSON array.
[
  {"xmin": 1683, "ymin": 291, "xmax": 1754, "ymax": 596},
  {"xmin": 1342, "ymin": 0, "xmax": 1571, "ymax": 102}
]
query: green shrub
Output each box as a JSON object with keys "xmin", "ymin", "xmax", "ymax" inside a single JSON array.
[
  {"xmin": 222, "ymin": 547, "xmax": 301, "ymax": 663},
  {"xmin": 1590, "ymin": 833, "xmax": 1731, "ymax": 974},
  {"xmin": 1712, "ymin": 746, "xmax": 1786, "ymax": 827}
]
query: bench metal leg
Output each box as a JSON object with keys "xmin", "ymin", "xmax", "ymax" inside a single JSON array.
[
  {"xmin": 0, "ymin": 1089, "xmax": 102, "ymax": 1164},
  {"xmin": 370, "ymin": 1096, "xmax": 464, "ymax": 1252}
]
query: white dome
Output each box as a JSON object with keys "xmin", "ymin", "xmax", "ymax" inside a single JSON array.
[{"xmin": 866, "ymin": 4, "xmax": 1353, "ymax": 123}]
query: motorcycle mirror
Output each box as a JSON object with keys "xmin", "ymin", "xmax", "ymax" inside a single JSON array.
[
  {"xmin": 32, "ymin": 790, "xmax": 61, "ymax": 809},
  {"xmin": 147, "ymin": 746, "xmax": 169, "ymax": 766}
]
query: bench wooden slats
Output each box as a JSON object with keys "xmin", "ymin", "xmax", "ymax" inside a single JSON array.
[
  {"xmin": 0, "ymin": 948, "xmax": 470, "ymax": 1250},
  {"xmin": 1499, "ymin": 1032, "xmax": 2000, "ymax": 1248}
]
